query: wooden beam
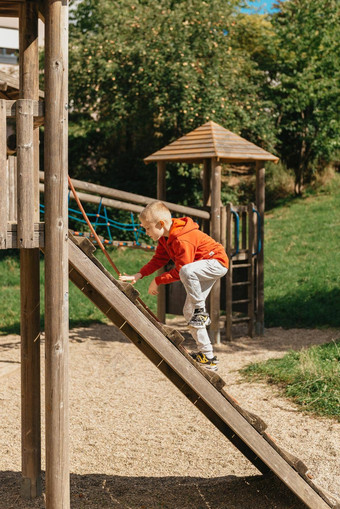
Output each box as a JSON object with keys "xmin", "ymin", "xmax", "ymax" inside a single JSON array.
[
  {"xmin": 18, "ymin": 1, "xmax": 42, "ymax": 499},
  {"xmin": 3, "ymin": 222, "xmax": 44, "ymax": 249},
  {"xmin": 255, "ymin": 161, "xmax": 265, "ymax": 335},
  {"xmin": 247, "ymin": 203, "xmax": 255, "ymax": 337},
  {"xmin": 39, "ymin": 172, "xmax": 210, "ymax": 220},
  {"xmin": 6, "ymin": 99, "xmax": 43, "ymax": 118},
  {"xmin": 44, "ymin": 0, "xmax": 70, "ymax": 507},
  {"xmin": 16, "ymin": 99, "xmax": 35, "ymax": 247},
  {"xmin": 225, "ymin": 203, "xmax": 233, "ymax": 341},
  {"xmin": 157, "ymin": 160, "xmax": 166, "ymax": 202},
  {"xmin": 0, "ymin": 100, "xmax": 7, "ymax": 248},
  {"xmin": 157, "ymin": 160, "xmax": 166, "ymax": 323},
  {"xmin": 202, "ymin": 158, "xmax": 211, "ymax": 234},
  {"xmin": 8, "ymin": 156, "xmax": 17, "ymax": 222},
  {"xmin": 209, "ymin": 158, "xmax": 222, "ymax": 344}
]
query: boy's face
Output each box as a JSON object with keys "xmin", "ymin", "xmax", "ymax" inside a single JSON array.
[{"xmin": 140, "ymin": 219, "xmax": 164, "ymax": 241}]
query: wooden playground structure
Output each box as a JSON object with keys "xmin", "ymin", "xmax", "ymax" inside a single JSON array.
[
  {"xmin": 40, "ymin": 168, "xmax": 268, "ymax": 342},
  {"xmin": 0, "ymin": 2, "xmax": 339, "ymax": 509}
]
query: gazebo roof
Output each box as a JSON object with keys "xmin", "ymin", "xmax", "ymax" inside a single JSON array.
[{"xmin": 144, "ymin": 121, "xmax": 279, "ymax": 164}]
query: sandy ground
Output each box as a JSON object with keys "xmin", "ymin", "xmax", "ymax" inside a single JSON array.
[{"xmin": 0, "ymin": 321, "xmax": 339, "ymax": 509}]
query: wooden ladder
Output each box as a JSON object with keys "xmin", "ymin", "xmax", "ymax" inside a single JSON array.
[
  {"xmin": 65, "ymin": 234, "xmax": 338, "ymax": 509},
  {"xmin": 225, "ymin": 203, "xmax": 256, "ymax": 341}
]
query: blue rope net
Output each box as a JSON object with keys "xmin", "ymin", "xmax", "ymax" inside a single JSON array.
[{"xmin": 40, "ymin": 196, "xmax": 155, "ymax": 250}]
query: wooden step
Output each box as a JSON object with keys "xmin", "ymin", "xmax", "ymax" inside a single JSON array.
[
  {"xmin": 232, "ymin": 299, "xmax": 250, "ymax": 305},
  {"xmin": 232, "ymin": 281, "xmax": 251, "ymax": 287},
  {"xmin": 232, "ymin": 316, "xmax": 251, "ymax": 323}
]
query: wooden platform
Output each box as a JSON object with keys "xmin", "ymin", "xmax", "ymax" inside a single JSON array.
[{"xmin": 67, "ymin": 235, "xmax": 339, "ymax": 509}]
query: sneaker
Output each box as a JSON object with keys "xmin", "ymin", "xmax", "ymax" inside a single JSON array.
[
  {"xmin": 190, "ymin": 351, "xmax": 218, "ymax": 371},
  {"xmin": 190, "ymin": 352, "xmax": 219, "ymax": 364},
  {"xmin": 188, "ymin": 308, "xmax": 211, "ymax": 328}
]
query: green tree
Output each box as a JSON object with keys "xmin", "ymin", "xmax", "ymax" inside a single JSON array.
[
  {"xmin": 68, "ymin": 0, "xmax": 276, "ymax": 203},
  {"xmin": 268, "ymin": 0, "xmax": 340, "ymax": 194}
]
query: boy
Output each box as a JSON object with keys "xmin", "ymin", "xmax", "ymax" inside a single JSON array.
[{"xmin": 119, "ymin": 201, "xmax": 228, "ymax": 371}]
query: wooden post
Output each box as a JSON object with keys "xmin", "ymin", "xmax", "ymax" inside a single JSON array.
[
  {"xmin": 157, "ymin": 160, "xmax": 166, "ymax": 202},
  {"xmin": 44, "ymin": 0, "xmax": 70, "ymax": 507},
  {"xmin": 16, "ymin": 99, "xmax": 35, "ymax": 248},
  {"xmin": 202, "ymin": 158, "xmax": 211, "ymax": 233},
  {"xmin": 0, "ymin": 100, "xmax": 6, "ymax": 248},
  {"xmin": 255, "ymin": 161, "xmax": 265, "ymax": 335},
  {"xmin": 157, "ymin": 160, "xmax": 166, "ymax": 322},
  {"xmin": 225, "ymin": 203, "xmax": 233, "ymax": 341},
  {"xmin": 247, "ymin": 203, "xmax": 255, "ymax": 337},
  {"xmin": 19, "ymin": 1, "xmax": 42, "ymax": 499},
  {"xmin": 209, "ymin": 158, "xmax": 222, "ymax": 344}
]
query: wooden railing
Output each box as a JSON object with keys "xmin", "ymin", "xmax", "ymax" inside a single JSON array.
[{"xmin": 39, "ymin": 171, "xmax": 210, "ymax": 220}]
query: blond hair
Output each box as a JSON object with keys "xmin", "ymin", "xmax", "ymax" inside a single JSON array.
[{"xmin": 139, "ymin": 201, "xmax": 172, "ymax": 224}]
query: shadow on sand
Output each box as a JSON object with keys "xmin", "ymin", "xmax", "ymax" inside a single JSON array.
[{"xmin": 0, "ymin": 470, "xmax": 307, "ymax": 509}]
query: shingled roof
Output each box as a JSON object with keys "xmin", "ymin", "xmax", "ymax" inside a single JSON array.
[{"xmin": 144, "ymin": 121, "xmax": 279, "ymax": 164}]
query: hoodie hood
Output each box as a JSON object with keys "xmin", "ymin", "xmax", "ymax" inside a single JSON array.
[{"xmin": 168, "ymin": 217, "xmax": 199, "ymax": 242}]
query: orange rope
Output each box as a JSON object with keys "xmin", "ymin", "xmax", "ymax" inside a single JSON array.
[{"xmin": 68, "ymin": 175, "xmax": 121, "ymax": 276}]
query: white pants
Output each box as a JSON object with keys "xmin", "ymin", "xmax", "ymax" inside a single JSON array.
[{"xmin": 179, "ymin": 259, "xmax": 228, "ymax": 358}]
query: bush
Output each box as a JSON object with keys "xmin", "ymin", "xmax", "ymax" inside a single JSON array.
[{"xmin": 265, "ymin": 162, "xmax": 295, "ymax": 209}]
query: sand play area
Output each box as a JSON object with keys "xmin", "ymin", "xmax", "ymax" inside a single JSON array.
[{"xmin": 0, "ymin": 322, "xmax": 339, "ymax": 508}]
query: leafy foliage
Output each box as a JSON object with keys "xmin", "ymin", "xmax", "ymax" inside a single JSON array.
[
  {"xmin": 268, "ymin": 0, "xmax": 340, "ymax": 193},
  {"xmin": 229, "ymin": 1, "xmax": 340, "ymax": 194},
  {"xmin": 68, "ymin": 0, "xmax": 276, "ymax": 203}
]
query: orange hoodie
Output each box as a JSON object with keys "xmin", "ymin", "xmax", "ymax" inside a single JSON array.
[{"xmin": 139, "ymin": 217, "xmax": 229, "ymax": 285}]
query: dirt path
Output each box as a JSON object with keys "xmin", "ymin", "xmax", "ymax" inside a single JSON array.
[{"xmin": 0, "ymin": 323, "xmax": 339, "ymax": 508}]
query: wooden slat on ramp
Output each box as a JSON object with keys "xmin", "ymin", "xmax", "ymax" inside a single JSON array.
[{"xmin": 67, "ymin": 236, "xmax": 339, "ymax": 509}]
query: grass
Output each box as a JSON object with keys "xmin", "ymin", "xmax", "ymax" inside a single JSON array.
[
  {"xmin": 264, "ymin": 173, "xmax": 340, "ymax": 328},
  {"xmin": 0, "ymin": 247, "xmax": 156, "ymax": 335},
  {"xmin": 241, "ymin": 340, "xmax": 340, "ymax": 420}
]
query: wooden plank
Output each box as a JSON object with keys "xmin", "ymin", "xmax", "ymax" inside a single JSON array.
[
  {"xmin": 16, "ymin": 99, "xmax": 35, "ymax": 247},
  {"xmin": 146, "ymin": 153, "xmax": 278, "ymax": 162},
  {"xmin": 221, "ymin": 388, "xmax": 267, "ymax": 434},
  {"xmin": 157, "ymin": 141, "xmax": 275, "ymax": 152},
  {"xmin": 6, "ymin": 99, "xmax": 44, "ymax": 118},
  {"xmin": 67, "ymin": 240, "xmax": 333, "ymax": 509},
  {"xmin": 44, "ymin": 0, "xmax": 70, "ymax": 507},
  {"xmin": 0, "ymin": 99, "xmax": 7, "ymax": 248},
  {"xmin": 155, "ymin": 146, "xmax": 223, "ymax": 155},
  {"xmin": 4, "ymin": 222, "xmax": 44, "ymax": 249}
]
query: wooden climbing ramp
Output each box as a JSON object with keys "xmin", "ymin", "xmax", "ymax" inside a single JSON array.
[{"xmin": 67, "ymin": 234, "xmax": 338, "ymax": 509}]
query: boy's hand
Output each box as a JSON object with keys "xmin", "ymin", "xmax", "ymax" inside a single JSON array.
[
  {"xmin": 119, "ymin": 273, "xmax": 142, "ymax": 284},
  {"xmin": 148, "ymin": 278, "xmax": 159, "ymax": 295}
]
